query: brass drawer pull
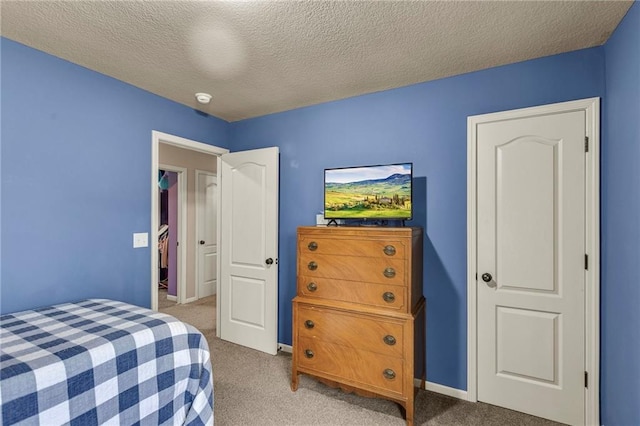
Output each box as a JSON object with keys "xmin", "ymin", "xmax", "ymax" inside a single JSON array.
[
  {"xmin": 382, "ymin": 292, "xmax": 396, "ymax": 303},
  {"xmin": 304, "ymin": 320, "xmax": 315, "ymax": 329},
  {"xmin": 383, "ymin": 245, "xmax": 396, "ymax": 256},
  {"xmin": 307, "ymin": 282, "xmax": 318, "ymax": 292},
  {"xmin": 308, "ymin": 241, "xmax": 318, "ymax": 251},
  {"xmin": 308, "ymin": 261, "xmax": 318, "ymax": 271},
  {"xmin": 383, "ymin": 369, "xmax": 396, "ymax": 380},
  {"xmin": 304, "ymin": 349, "xmax": 314, "ymax": 359},
  {"xmin": 383, "ymin": 335, "xmax": 396, "ymax": 346},
  {"xmin": 383, "ymin": 267, "xmax": 396, "ymax": 278}
]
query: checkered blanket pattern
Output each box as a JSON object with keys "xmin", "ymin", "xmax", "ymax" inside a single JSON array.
[{"xmin": 0, "ymin": 299, "xmax": 213, "ymax": 425}]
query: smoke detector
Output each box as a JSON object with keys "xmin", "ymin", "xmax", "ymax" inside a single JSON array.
[{"xmin": 195, "ymin": 92, "xmax": 212, "ymax": 104}]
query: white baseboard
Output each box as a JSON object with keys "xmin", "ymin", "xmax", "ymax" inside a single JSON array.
[
  {"xmin": 166, "ymin": 295, "xmax": 177, "ymax": 302},
  {"xmin": 183, "ymin": 296, "xmax": 197, "ymax": 304},
  {"xmin": 419, "ymin": 380, "xmax": 468, "ymax": 400},
  {"xmin": 278, "ymin": 343, "xmax": 293, "ymax": 353}
]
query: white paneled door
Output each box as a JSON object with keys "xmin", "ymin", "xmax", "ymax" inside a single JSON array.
[
  {"xmin": 475, "ymin": 109, "xmax": 586, "ymax": 424},
  {"xmin": 219, "ymin": 147, "xmax": 279, "ymax": 355},
  {"xmin": 196, "ymin": 171, "xmax": 217, "ymax": 299}
]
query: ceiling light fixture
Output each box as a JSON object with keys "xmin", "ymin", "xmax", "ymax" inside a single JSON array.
[{"xmin": 195, "ymin": 92, "xmax": 212, "ymax": 104}]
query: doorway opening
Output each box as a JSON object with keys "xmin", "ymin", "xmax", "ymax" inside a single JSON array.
[
  {"xmin": 156, "ymin": 167, "xmax": 186, "ymax": 308},
  {"xmin": 150, "ymin": 131, "xmax": 228, "ymax": 315}
]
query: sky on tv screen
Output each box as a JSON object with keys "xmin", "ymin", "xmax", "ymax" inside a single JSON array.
[{"xmin": 325, "ymin": 164, "xmax": 411, "ymax": 183}]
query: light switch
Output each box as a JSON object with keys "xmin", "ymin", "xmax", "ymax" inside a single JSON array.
[{"xmin": 133, "ymin": 232, "xmax": 149, "ymax": 248}]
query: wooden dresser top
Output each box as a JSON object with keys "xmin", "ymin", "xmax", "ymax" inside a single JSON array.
[{"xmin": 298, "ymin": 226, "xmax": 422, "ymax": 238}]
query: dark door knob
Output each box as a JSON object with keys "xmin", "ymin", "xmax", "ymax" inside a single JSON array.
[
  {"xmin": 481, "ymin": 273, "xmax": 493, "ymax": 283},
  {"xmin": 266, "ymin": 258, "xmax": 274, "ymax": 265},
  {"xmin": 199, "ymin": 240, "xmax": 205, "ymax": 245}
]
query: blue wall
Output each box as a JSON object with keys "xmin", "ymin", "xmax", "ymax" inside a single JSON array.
[
  {"xmin": 230, "ymin": 47, "xmax": 605, "ymax": 391},
  {"xmin": 0, "ymin": 38, "xmax": 230, "ymax": 313},
  {"xmin": 602, "ymin": 3, "xmax": 640, "ymax": 425}
]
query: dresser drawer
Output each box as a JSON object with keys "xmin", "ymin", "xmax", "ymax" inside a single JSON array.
[
  {"xmin": 299, "ymin": 235, "xmax": 407, "ymax": 259},
  {"xmin": 299, "ymin": 253, "xmax": 406, "ymax": 285},
  {"xmin": 296, "ymin": 305, "xmax": 404, "ymax": 357},
  {"xmin": 296, "ymin": 337, "xmax": 404, "ymax": 395},
  {"xmin": 298, "ymin": 276, "xmax": 406, "ymax": 311}
]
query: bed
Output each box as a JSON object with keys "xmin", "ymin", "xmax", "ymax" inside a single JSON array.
[{"xmin": 0, "ymin": 299, "xmax": 213, "ymax": 425}]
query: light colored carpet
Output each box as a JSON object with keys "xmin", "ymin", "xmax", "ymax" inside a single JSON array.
[
  {"xmin": 158, "ymin": 288, "xmax": 177, "ymax": 310},
  {"xmin": 159, "ymin": 292, "xmax": 216, "ymax": 333},
  {"xmin": 162, "ymin": 300, "xmax": 561, "ymax": 426}
]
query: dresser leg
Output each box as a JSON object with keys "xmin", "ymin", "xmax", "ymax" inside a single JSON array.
[
  {"xmin": 398, "ymin": 401, "xmax": 413, "ymax": 426},
  {"xmin": 291, "ymin": 372, "xmax": 299, "ymax": 391},
  {"xmin": 405, "ymin": 411, "xmax": 414, "ymax": 426},
  {"xmin": 404, "ymin": 398, "xmax": 414, "ymax": 426}
]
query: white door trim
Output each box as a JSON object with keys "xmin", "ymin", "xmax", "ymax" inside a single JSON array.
[
  {"xmin": 157, "ymin": 165, "xmax": 187, "ymax": 305},
  {"xmin": 466, "ymin": 98, "xmax": 600, "ymax": 424},
  {"xmin": 216, "ymin": 156, "xmax": 222, "ymax": 338},
  {"xmin": 151, "ymin": 131, "xmax": 229, "ymax": 311}
]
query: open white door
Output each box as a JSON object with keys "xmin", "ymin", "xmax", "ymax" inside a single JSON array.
[{"xmin": 219, "ymin": 147, "xmax": 279, "ymax": 355}]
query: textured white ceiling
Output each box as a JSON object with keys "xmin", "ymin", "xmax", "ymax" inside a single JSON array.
[{"xmin": 1, "ymin": 1, "xmax": 633, "ymax": 122}]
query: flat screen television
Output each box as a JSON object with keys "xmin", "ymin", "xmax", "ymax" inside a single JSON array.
[{"xmin": 324, "ymin": 163, "xmax": 413, "ymax": 221}]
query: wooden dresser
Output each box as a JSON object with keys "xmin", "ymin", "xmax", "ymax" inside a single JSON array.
[{"xmin": 291, "ymin": 226, "xmax": 425, "ymax": 425}]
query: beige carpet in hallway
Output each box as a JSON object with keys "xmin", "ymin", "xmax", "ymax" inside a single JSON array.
[
  {"xmin": 159, "ymin": 290, "xmax": 216, "ymax": 333},
  {"xmin": 158, "ymin": 288, "xmax": 177, "ymax": 310}
]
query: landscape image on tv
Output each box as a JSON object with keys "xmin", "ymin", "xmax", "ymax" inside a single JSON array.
[{"xmin": 324, "ymin": 163, "xmax": 412, "ymax": 219}]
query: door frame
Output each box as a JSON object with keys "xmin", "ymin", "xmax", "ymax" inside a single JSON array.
[
  {"xmin": 466, "ymin": 98, "xmax": 600, "ymax": 424},
  {"xmin": 150, "ymin": 131, "xmax": 229, "ymax": 311},
  {"xmin": 195, "ymin": 169, "xmax": 218, "ymax": 301},
  {"xmin": 157, "ymin": 165, "xmax": 187, "ymax": 304}
]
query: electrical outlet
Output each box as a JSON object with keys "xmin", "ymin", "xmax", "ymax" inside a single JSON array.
[
  {"xmin": 316, "ymin": 213, "xmax": 342, "ymax": 226},
  {"xmin": 316, "ymin": 214, "xmax": 329, "ymax": 225},
  {"xmin": 133, "ymin": 232, "xmax": 148, "ymax": 248}
]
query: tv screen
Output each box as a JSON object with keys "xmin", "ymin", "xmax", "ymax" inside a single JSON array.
[{"xmin": 324, "ymin": 163, "xmax": 413, "ymax": 220}]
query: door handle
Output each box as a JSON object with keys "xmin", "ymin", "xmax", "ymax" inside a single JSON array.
[
  {"xmin": 199, "ymin": 240, "xmax": 205, "ymax": 245},
  {"xmin": 266, "ymin": 258, "xmax": 274, "ymax": 265},
  {"xmin": 481, "ymin": 273, "xmax": 496, "ymax": 288}
]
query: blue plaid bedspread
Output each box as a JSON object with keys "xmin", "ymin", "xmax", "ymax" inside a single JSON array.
[{"xmin": 0, "ymin": 299, "xmax": 213, "ymax": 425}]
